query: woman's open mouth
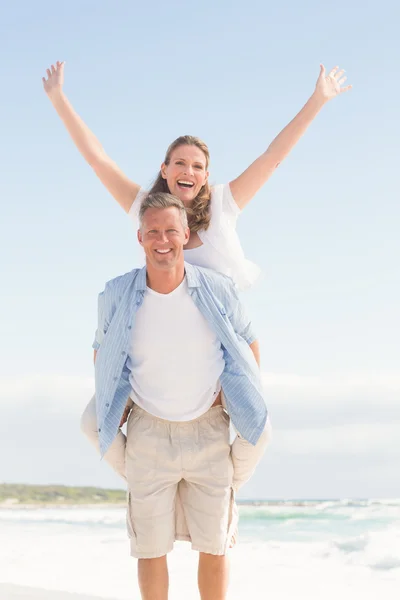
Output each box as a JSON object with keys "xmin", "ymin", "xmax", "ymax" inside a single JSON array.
[{"xmin": 177, "ymin": 180, "xmax": 194, "ymax": 190}]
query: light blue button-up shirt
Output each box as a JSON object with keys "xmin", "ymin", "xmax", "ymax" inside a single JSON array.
[{"xmin": 93, "ymin": 263, "xmax": 268, "ymax": 457}]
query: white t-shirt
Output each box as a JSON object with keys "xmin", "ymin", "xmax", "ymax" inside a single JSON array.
[
  {"xmin": 126, "ymin": 278, "xmax": 225, "ymax": 421},
  {"xmin": 128, "ymin": 183, "xmax": 260, "ymax": 290}
]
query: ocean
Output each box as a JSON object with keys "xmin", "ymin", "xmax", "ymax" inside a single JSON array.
[{"xmin": 1, "ymin": 499, "xmax": 399, "ymax": 599}]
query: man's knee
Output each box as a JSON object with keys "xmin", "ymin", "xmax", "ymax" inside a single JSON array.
[
  {"xmin": 137, "ymin": 556, "xmax": 168, "ymax": 577},
  {"xmin": 138, "ymin": 556, "xmax": 168, "ymax": 565},
  {"xmin": 199, "ymin": 552, "xmax": 229, "ymax": 568}
]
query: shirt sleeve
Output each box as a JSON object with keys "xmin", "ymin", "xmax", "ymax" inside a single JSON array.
[
  {"xmin": 221, "ymin": 183, "xmax": 241, "ymax": 224},
  {"xmin": 92, "ymin": 291, "xmax": 107, "ymax": 350},
  {"xmin": 225, "ymin": 280, "xmax": 257, "ymax": 345},
  {"xmin": 127, "ymin": 187, "xmax": 148, "ymax": 223}
]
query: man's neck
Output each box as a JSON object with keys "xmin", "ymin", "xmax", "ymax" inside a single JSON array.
[{"xmin": 146, "ymin": 263, "xmax": 186, "ymax": 294}]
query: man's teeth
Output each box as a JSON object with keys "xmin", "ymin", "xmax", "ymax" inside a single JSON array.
[
  {"xmin": 155, "ymin": 249, "xmax": 171, "ymax": 254},
  {"xmin": 177, "ymin": 180, "xmax": 194, "ymax": 188}
]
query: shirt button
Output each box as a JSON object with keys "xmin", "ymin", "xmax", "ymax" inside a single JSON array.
[
  {"xmin": 98, "ymin": 428, "xmax": 101, "ymax": 432},
  {"xmin": 113, "ymin": 376, "xmax": 118, "ymax": 381},
  {"xmin": 128, "ymin": 325, "xmax": 132, "ymax": 330},
  {"xmin": 105, "ymin": 403, "xmax": 109, "ymax": 408},
  {"xmin": 121, "ymin": 351, "xmax": 126, "ymax": 356}
]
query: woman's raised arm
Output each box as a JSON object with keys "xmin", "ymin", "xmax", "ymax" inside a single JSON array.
[
  {"xmin": 229, "ymin": 64, "xmax": 352, "ymax": 210},
  {"xmin": 42, "ymin": 61, "xmax": 140, "ymax": 213}
]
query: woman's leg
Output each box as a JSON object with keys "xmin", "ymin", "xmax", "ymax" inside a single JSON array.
[
  {"xmin": 231, "ymin": 418, "xmax": 272, "ymax": 491},
  {"xmin": 80, "ymin": 394, "xmax": 127, "ymax": 480}
]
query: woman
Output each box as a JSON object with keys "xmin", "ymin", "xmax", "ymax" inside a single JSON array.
[
  {"xmin": 42, "ymin": 61, "xmax": 351, "ymax": 290},
  {"xmin": 42, "ymin": 60, "xmax": 351, "ymax": 538}
]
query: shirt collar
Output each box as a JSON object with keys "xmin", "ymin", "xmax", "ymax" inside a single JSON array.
[
  {"xmin": 184, "ymin": 262, "xmax": 201, "ymax": 288},
  {"xmin": 134, "ymin": 266, "xmax": 148, "ymax": 291},
  {"xmin": 134, "ymin": 262, "xmax": 201, "ymax": 292}
]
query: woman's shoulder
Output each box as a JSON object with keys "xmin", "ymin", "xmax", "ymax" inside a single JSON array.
[
  {"xmin": 211, "ymin": 183, "xmax": 240, "ymax": 217},
  {"xmin": 128, "ymin": 187, "xmax": 148, "ymax": 220},
  {"xmin": 210, "ymin": 183, "xmax": 241, "ymax": 220}
]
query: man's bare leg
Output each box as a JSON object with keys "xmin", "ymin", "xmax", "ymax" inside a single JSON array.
[
  {"xmin": 138, "ymin": 556, "xmax": 169, "ymax": 600},
  {"xmin": 198, "ymin": 553, "xmax": 230, "ymax": 600}
]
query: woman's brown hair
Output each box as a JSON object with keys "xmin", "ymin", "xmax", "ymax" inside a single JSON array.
[{"xmin": 148, "ymin": 135, "xmax": 211, "ymax": 232}]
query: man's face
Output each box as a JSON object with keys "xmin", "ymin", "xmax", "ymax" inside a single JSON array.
[{"xmin": 138, "ymin": 207, "xmax": 190, "ymax": 270}]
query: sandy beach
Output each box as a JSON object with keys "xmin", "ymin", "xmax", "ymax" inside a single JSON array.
[{"xmin": 0, "ymin": 585, "xmax": 116, "ymax": 600}]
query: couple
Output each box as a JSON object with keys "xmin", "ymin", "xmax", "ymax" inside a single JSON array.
[{"xmin": 43, "ymin": 61, "xmax": 351, "ymax": 600}]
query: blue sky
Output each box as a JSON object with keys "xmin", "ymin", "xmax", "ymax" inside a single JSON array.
[{"xmin": 1, "ymin": 0, "xmax": 399, "ymax": 498}]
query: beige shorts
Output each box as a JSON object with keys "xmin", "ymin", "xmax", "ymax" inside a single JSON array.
[{"xmin": 125, "ymin": 404, "xmax": 238, "ymax": 559}]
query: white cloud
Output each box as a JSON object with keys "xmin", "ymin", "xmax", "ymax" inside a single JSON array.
[
  {"xmin": 262, "ymin": 371, "xmax": 400, "ymax": 396},
  {"xmin": 0, "ymin": 370, "xmax": 399, "ymax": 495},
  {"xmin": 275, "ymin": 423, "xmax": 400, "ymax": 456},
  {"xmin": 1, "ymin": 369, "xmax": 399, "ymax": 407},
  {"xmin": 0, "ymin": 374, "xmax": 94, "ymax": 414},
  {"xmin": 261, "ymin": 370, "xmax": 400, "ymax": 431}
]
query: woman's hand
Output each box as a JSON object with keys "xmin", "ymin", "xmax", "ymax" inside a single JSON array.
[
  {"xmin": 314, "ymin": 64, "xmax": 352, "ymax": 102},
  {"xmin": 41, "ymin": 60, "xmax": 140, "ymax": 212},
  {"xmin": 119, "ymin": 403, "xmax": 133, "ymax": 427},
  {"xmin": 42, "ymin": 61, "xmax": 65, "ymax": 98}
]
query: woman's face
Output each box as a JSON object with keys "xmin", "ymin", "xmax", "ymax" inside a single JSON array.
[{"xmin": 161, "ymin": 145, "xmax": 209, "ymax": 205}]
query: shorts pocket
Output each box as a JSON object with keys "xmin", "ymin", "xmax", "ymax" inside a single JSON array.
[
  {"xmin": 126, "ymin": 414, "xmax": 159, "ymax": 481},
  {"xmin": 126, "ymin": 406, "xmax": 143, "ymax": 434},
  {"xmin": 126, "ymin": 492, "xmax": 136, "ymax": 540},
  {"xmin": 225, "ymin": 487, "xmax": 239, "ymax": 552},
  {"xmin": 205, "ymin": 413, "xmax": 233, "ymax": 481}
]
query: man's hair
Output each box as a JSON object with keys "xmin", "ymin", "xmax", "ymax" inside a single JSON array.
[{"xmin": 139, "ymin": 192, "xmax": 189, "ymax": 230}]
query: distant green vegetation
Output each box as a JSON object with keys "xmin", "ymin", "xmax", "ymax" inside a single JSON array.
[{"xmin": 0, "ymin": 483, "xmax": 126, "ymax": 505}]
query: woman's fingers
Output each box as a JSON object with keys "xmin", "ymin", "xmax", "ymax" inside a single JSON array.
[
  {"xmin": 43, "ymin": 61, "xmax": 64, "ymax": 84},
  {"xmin": 338, "ymin": 76, "xmax": 347, "ymax": 85},
  {"xmin": 328, "ymin": 66, "xmax": 339, "ymax": 77},
  {"xmin": 340, "ymin": 84, "xmax": 353, "ymax": 93}
]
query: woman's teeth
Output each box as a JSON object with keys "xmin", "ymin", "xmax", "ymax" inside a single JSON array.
[{"xmin": 177, "ymin": 180, "xmax": 194, "ymax": 188}]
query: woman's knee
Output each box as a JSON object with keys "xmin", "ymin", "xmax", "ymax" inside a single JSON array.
[
  {"xmin": 80, "ymin": 394, "xmax": 99, "ymax": 438},
  {"xmin": 259, "ymin": 416, "xmax": 272, "ymax": 449}
]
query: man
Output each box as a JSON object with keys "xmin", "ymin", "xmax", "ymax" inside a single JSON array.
[{"xmin": 91, "ymin": 192, "xmax": 270, "ymax": 600}]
